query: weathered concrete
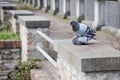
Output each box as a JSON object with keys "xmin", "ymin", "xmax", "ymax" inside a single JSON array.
[
  {"xmin": 54, "ymin": 39, "xmax": 120, "ymax": 80},
  {"xmin": 19, "ymin": 16, "xmax": 50, "ymax": 28},
  {"xmin": 9, "ymin": 10, "xmax": 34, "ymax": 33},
  {"xmin": 105, "ymin": 1, "xmax": 120, "ymax": 29},
  {"xmin": 70, "ymin": 0, "xmax": 79, "ymax": 18},
  {"xmin": 92, "ymin": 0, "xmax": 105, "ymax": 30},
  {"xmin": 84, "ymin": 0, "xmax": 94, "ymax": 21},
  {"xmin": 19, "ymin": 16, "xmax": 50, "ymax": 62},
  {"xmin": 10, "ymin": 10, "xmax": 34, "ymax": 19},
  {"xmin": 0, "ymin": 3, "xmax": 16, "ymax": 22}
]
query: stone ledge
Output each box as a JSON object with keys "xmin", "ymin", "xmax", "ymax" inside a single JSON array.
[
  {"xmin": 9, "ymin": 10, "xmax": 34, "ymax": 19},
  {"xmin": 54, "ymin": 39, "xmax": 120, "ymax": 72},
  {"xmin": 82, "ymin": 57, "xmax": 120, "ymax": 72},
  {"xmin": 18, "ymin": 16, "xmax": 50, "ymax": 28}
]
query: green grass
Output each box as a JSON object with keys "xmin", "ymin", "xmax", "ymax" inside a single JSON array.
[{"xmin": 0, "ymin": 31, "xmax": 20, "ymax": 40}]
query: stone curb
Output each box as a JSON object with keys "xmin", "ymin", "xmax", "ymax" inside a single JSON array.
[{"xmin": 101, "ymin": 26, "xmax": 120, "ymax": 40}]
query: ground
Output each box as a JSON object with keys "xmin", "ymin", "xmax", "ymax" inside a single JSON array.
[{"xmin": 9, "ymin": 1, "xmax": 120, "ymax": 80}]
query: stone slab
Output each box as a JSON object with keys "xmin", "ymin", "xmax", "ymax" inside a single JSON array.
[
  {"xmin": 9, "ymin": 10, "xmax": 34, "ymax": 19},
  {"xmin": 82, "ymin": 57, "xmax": 120, "ymax": 72},
  {"xmin": 54, "ymin": 39, "xmax": 120, "ymax": 72},
  {"xmin": 0, "ymin": 3, "xmax": 16, "ymax": 10},
  {"xmin": 0, "ymin": 2, "xmax": 10, "ymax": 4},
  {"xmin": 18, "ymin": 16, "xmax": 50, "ymax": 28}
]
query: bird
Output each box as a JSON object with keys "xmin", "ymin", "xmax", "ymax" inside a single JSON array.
[
  {"xmin": 70, "ymin": 20, "xmax": 96, "ymax": 45},
  {"xmin": 72, "ymin": 36, "xmax": 94, "ymax": 45},
  {"xmin": 70, "ymin": 20, "xmax": 96, "ymax": 39}
]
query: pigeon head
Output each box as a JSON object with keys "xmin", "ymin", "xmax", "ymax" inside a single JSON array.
[{"xmin": 70, "ymin": 20, "xmax": 79, "ymax": 32}]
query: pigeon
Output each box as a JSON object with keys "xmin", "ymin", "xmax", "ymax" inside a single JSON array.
[
  {"xmin": 70, "ymin": 20, "xmax": 96, "ymax": 45},
  {"xmin": 70, "ymin": 20, "xmax": 96, "ymax": 37}
]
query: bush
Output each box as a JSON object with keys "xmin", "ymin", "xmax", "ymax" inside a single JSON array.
[{"xmin": 9, "ymin": 59, "xmax": 41, "ymax": 80}]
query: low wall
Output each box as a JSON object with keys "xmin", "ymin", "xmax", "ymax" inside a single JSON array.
[
  {"xmin": 0, "ymin": 40, "xmax": 21, "ymax": 80},
  {"xmin": 54, "ymin": 39, "xmax": 120, "ymax": 80}
]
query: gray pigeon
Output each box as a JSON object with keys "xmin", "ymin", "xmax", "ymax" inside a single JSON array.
[{"xmin": 70, "ymin": 20, "xmax": 96, "ymax": 45}]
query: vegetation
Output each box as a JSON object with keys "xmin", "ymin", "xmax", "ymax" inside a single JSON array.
[
  {"xmin": 0, "ymin": 21, "xmax": 20, "ymax": 40},
  {"xmin": 9, "ymin": 59, "xmax": 41, "ymax": 80},
  {"xmin": 0, "ymin": 22, "xmax": 11, "ymax": 31},
  {"xmin": 0, "ymin": 31, "xmax": 20, "ymax": 40},
  {"xmin": 18, "ymin": 4, "xmax": 38, "ymax": 11}
]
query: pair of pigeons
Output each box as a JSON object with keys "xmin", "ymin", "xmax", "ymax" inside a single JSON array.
[{"xmin": 70, "ymin": 20, "xmax": 96, "ymax": 45}]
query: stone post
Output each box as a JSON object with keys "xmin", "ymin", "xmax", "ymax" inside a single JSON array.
[
  {"xmin": 50, "ymin": 0, "xmax": 55, "ymax": 14},
  {"xmin": 78, "ymin": 0, "xmax": 85, "ymax": 21},
  {"xmin": 70, "ymin": 0, "xmax": 79, "ymax": 18},
  {"xmin": 42, "ymin": 0, "xmax": 47, "ymax": 11},
  {"xmin": 32, "ymin": 0, "xmax": 35, "ymax": 7},
  {"xmin": 27, "ymin": 0, "xmax": 30, "ymax": 5},
  {"xmin": 37, "ymin": 0, "xmax": 41, "ymax": 9},
  {"xmin": 92, "ymin": 0, "xmax": 105, "ymax": 30},
  {"xmin": 0, "ymin": 3, "xmax": 16, "ymax": 23},
  {"xmin": 19, "ymin": 16, "xmax": 50, "ymax": 62},
  {"xmin": 9, "ymin": 10, "xmax": 34, "ymax": 33},
  {"xmin": 59, "ymin": 0, "xmax": 66, "ymax": 17}
]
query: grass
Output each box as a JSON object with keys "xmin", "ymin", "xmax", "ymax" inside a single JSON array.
[{"xmin": 0, "ymin": 31, "xmax": 20, "ymax": 40}]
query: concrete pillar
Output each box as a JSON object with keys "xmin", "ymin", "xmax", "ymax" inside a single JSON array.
[
  {"xmin": 9, "ymin": 10, "xmax": 34, "ymax": 33},
  {"xmin": 79, "ymin": 0, "xmax": 84, "ymax": 19},
  {"xmin": 27, "ymin": 0, "xmax": 31, "ymax": 5},
  {"xmin": 18, "ymin": 16, "xmax": 50, "ymax": 62},
  {"xmin": 59, "ymin": 0, "xmax": 66, "ymax": 17},
  {"xmin": 50, "ymin": 0, "xmax": 55, "ymax": 12},
  {"xmin": 70, "ymin": 0, "xmax": 79, "ymax": 18},
  {"xmin": 42, "ymin": 0, "xmax": 47, "ymax": 10},
  {"xmin": 32, "ymin": 0, "xmax": 35, "ymax": 7},
  {"xmin": 37, "ymin": 0, "xmax": 41, "ymax": 9},
  {"xmin": 84, "ymin": 0, "xmax": 94, "ymax": 21},
  {"xmin": 0, "ymin": 3, "xmax": 17, "ymax": 23},
  {"xmin": 92, "ymin": 0, "xmax": 105, "ymax": 30}
]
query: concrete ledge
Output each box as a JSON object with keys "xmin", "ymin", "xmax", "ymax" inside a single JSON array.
[
  {"xmin": 54, "ymin": 39, "xmax": 120, "ymax": 72},
  {"xmin": 101, "ymin": 26, "xmax": 120, "ymax": 40},
  {"xmin": 0, "ymin": 3, "xmax": 16, "ymax": 10},
  {"xmin": 82, "ymin": 57, "xmax": 120, "ymax": 72},
  {"xmin": 10, "ymin": 10, "xmax": 34, "ymax": 19},
  {"xmin": 18, "ymin": 16, "xmax": 50, "ymax": 28}
]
